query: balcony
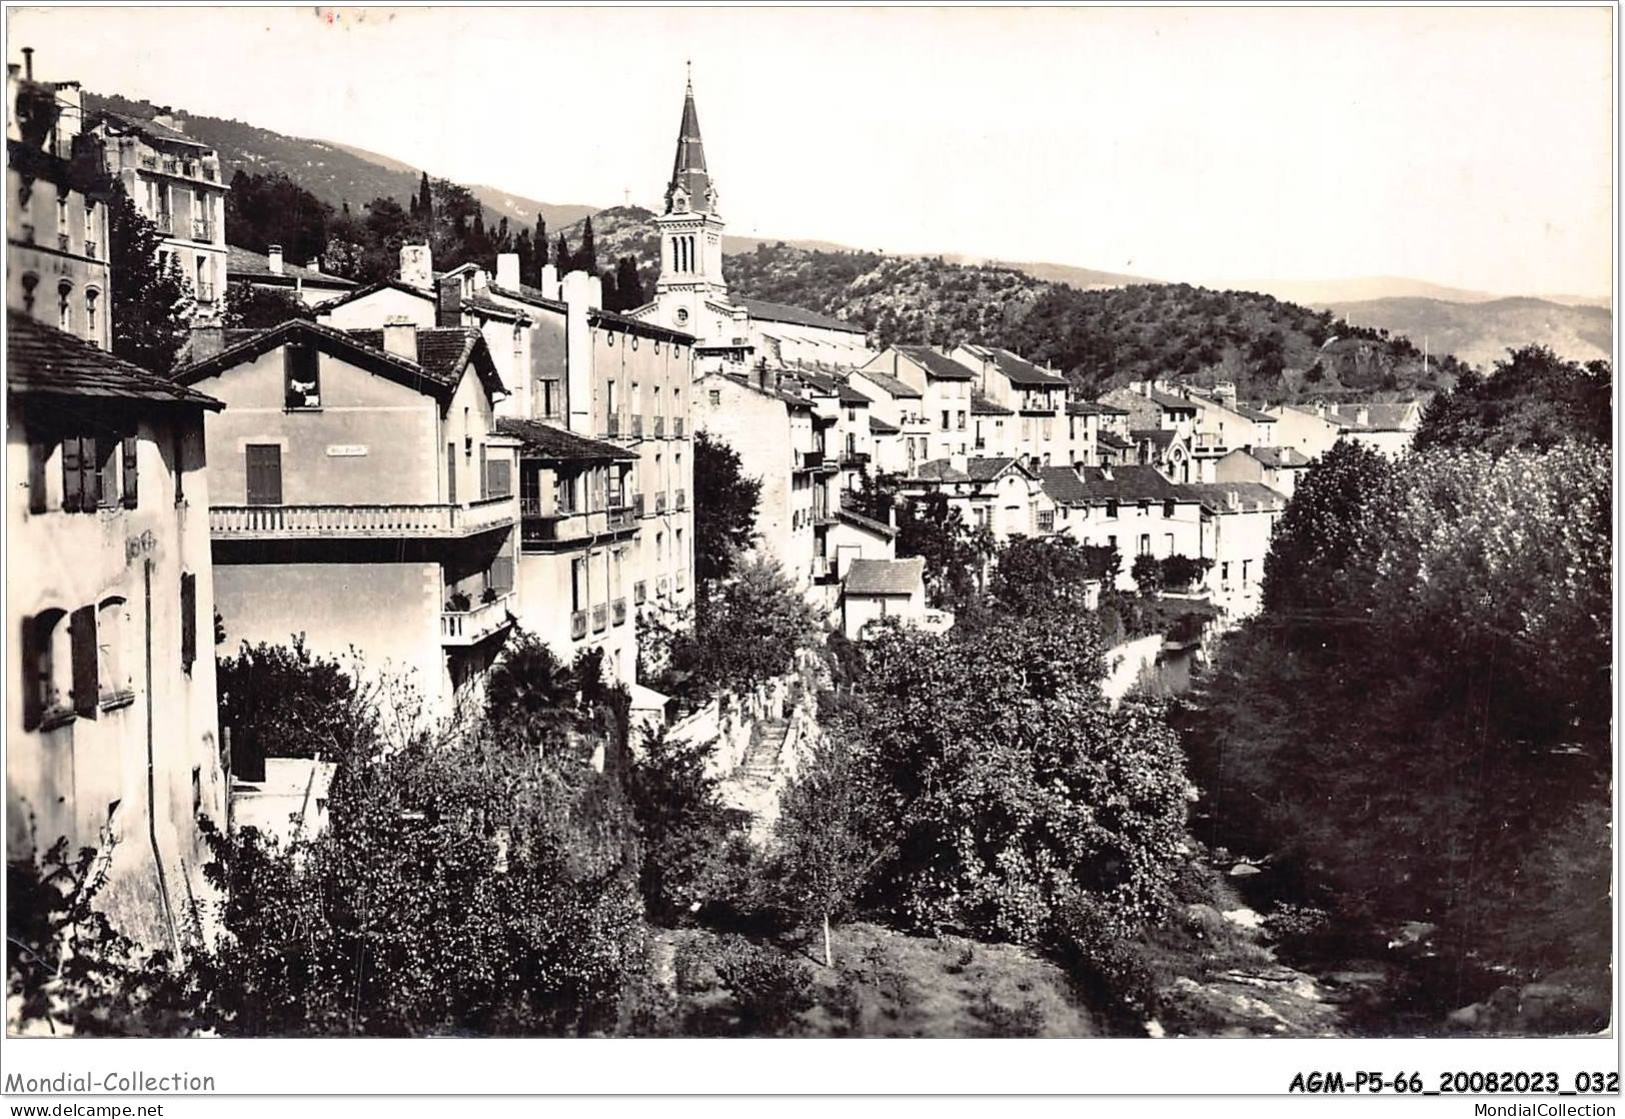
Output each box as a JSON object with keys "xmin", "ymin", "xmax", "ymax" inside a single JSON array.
[
  {"xmin": 631, "ymin": 415, "xmax": 643, "ymax": 438},
  {"xmin": 1193, "ymin": 433, "xmax": 1228, "ymax": 453},
  {"xmin": 518, "ymin": 501, "xmax": 638, "ymax": 550},
  {"xmin": 592, "ymin": 604, "xmax": 608, "ymax": 633},
  {"xmin": 606, "ymin": 414, "xmax": 620, "ymax": 437},
  {"xmin": 211, "ymin": 495, "xmax": 516, "ymax": 540},
  {"xmin": 607, "ymin": 504, "xmax": 636, "ymax": 530},
  {"xmin": 634, "ymin": 580, "xmax": 647, "ymax": 605},
  {"xmin": 655, "ymin": 493, "xmax": 667, "ymax": 514},
  {"xmin": 154, "ymin": 212, "xmax": 174, "ymax": 235},
  {"xmin": 440, "ymin": 592, "xmax": 515, "ymax": 647},
  {"xmin": 674, "ymin": 417, "xmax": 686, "ymax": 438},
  {"xmin": 192, "ymin": 218, "xmax": 214, "ymax": 242},
  {"xmin": 571, "ymin": 610, "xmax": 588, "ymax": 640},
  {"xmin": 654, "ymin": 416, "xmax": 666, "ymax": 438},
  {"xmin": 613, "ymin": 598, "xmax": 628, "ymax": 626},
  {"xmin": 675, "ymin": 488, "xmax": 687, "ymax": 511},
  {"xmin": 840, "ymin": 451, "xmax": 870, "ymax": 467}
]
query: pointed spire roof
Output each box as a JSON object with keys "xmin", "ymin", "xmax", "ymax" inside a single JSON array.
[{"xmin": 665, "ymin": 69, "xmax": 717, "ymax": 216}]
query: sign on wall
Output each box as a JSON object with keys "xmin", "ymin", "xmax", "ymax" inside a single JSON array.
[{"xmin": 326, "ymin": 445, "xmax": 369, "ymax": 457}]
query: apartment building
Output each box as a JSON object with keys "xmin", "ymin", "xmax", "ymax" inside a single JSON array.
[
  {"xmin": 862, "ymin": 345, "xmax": 976, "ymax": 461},
  {"xmin": 1039, "ymin": 463, "xmax": 1205, "ymax": 590},
  {"xmin": 173, "ymin": 319, "xmax": 519, "ymax": 721}
]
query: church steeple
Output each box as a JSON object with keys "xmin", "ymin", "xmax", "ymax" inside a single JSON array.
[{"xmin": 665, "ymin": 67, "xmax": 718, "ymax": 217}]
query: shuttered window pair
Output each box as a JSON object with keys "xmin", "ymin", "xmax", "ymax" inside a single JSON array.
[
  {"xmin": 57, "ymin": 434, "xmax": 138, "ymax": 512},
  {"xmin": 20, "ymin": 604, "xmax": 104, "ymax": 728}
]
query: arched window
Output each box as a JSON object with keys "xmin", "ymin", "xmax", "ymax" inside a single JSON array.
[
  {"xmin": 57, "ymin": 280, "xmax": 73, "ymax": 331},
  {"xmin": 20, "ymin": 272, "xmax": 38, "ymax": 313},
  {"xmin": 84, "ymin": 288, "xmax": 99, "ymax": 341},
  {"xmin": 96, "ymin": 596, "xmax": 133, "ymax": 708},
  {"xmin": 21, "ymin": 607, "xmax": 69, "ymax": 729}
]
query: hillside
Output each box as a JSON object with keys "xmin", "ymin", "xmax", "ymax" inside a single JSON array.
[
  {"xmin": 84, "ymin": 92, "xmax": 596, "ymax": 236},
  {"xmin": 1227, "ymin": 275, "xmax": 1612, "ymax": 310},
  {"xmin": 1322, "ymin": 296, "xmax": 1612, "ymax": 372}
]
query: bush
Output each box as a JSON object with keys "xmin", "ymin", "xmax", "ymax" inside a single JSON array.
[
  {"xmin": 674, "ymin": 935, "xmax": 813, "ymax": 1036},
  {"xmin": 1130, "ymin": 553, "xmax": 1163, "ymax": 595}
]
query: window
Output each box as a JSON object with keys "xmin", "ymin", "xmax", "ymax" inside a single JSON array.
[
  {"xmin": 20, "ymin": 272, "xmax": 37, "ymax": 313},
  {"xmin": 84, "ymin": 289, "xmax": 99, "ymax": 341},
  {"xmin": 95, "ymin": 437, "xmax": 120, "ymax": 509},
  {"xmin": 655, "ymin": 531, "xmax": 665, "ymax": 564},
  {"xmin": 96, "ymin": 597, "xmax": 133, "ymax": 709},
  {"xmin": 56, "ymin": 196, "xmax": 68, "ymax": 238},
  {"xmin": 1221, "ymin": 562, "xmax": 1231, "ymax": 585},
  {"xmin": 1105, "ymin": 499, "xmax": 1119, "ymax": 519},
  {"xmin": 446, "ymin": 443, "xmax": 457, "ymax": 504},
  {"xmin": 27, "ymin": 437, "xmax": 49, "ymax": 514},
  {"xmin": 570, "ymin": 557, "xmax": 587, "ymax": 612},
  {"xmin": 169, "ymin": 428, "xmax": 185, "ymax": 505},
  {"xmin": 1038, "ymin": 509, "xmax": 1055, "ymax": 533},
  {"xmin": 1137, "ymin": 500, "xmax": 1149, "ymax": 515},
  {"xmin": 1107, "ymin": 534, "xmax": 1117, "ymax": 552},
  {"xmin": 1163, "ymin": 499, "xmax": 1175, "ymax": 518},
  {"xmin": 284, "ymin": 344, "xmax": 320, "ymax": 408},
  {"xmin": 180, "ymin": 572, "xmax": 197, "ymax": 674},
  {"xmin": 60, "ymin": 435, "xmax": 95, "ymax": 512},
  {"xmin": 541, "ymin": 380, "xmax": 559, "ymax": 419},
  {"xmin": 1165, "ymin": 533, "xmax": 1174, "ymax": 555},
  {"xmin": 1138, "ymin": 534, "xmax": 1151, "ymax": 556},
  {"xmin": 21, "ymin": 608, "xmax": 69, "ymax": 730},
  {"xmin": 69, "ymin": 605, "xmax": 98, "ymax": 718},
  {"xmin": 606, "ymin": 380, "xmax": 617, "ymax": 416},
  {"xmin": 464, "ymin": 406, "xmax": 472, "ymax": 454},
  {"xmin": 245, "ymin": 444, "xmax": 282, "ymax": 506},
  {"xmin": 489, "ymin": 553, "xmax": 514, "ymax": 596},
  {"xmin": 958, "ymin": 411, "xmax": 966, "ymax": 431},
  {"xmin": 557, "ymin": 473, "xmax": 577, "ymax": 515},
  {"xmin": 1242, "ymin": 559, "xmax": 1251, "ymax": 585},
  {"xmin": 57, "ymin": 280, "xmax": 73, "ymax": 331},
  {"xmin": 941, "ymin": 410, "xmax": 950, "ymax": 431},
  {"xmin": 709, "ymin": 389, "xmax": 720, "ymax": 407}
]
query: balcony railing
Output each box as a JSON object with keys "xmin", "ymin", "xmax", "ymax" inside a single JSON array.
[
  {"xmin": 674, "ymin": 417, "xmax": 685, "ymax": 438},
  {"xmin": 631, "ymin": 415, "xmax": 643, "ymax": 438},
  {"xmin": 653, "ymin": 416, "xmax": 666, "ymax": 438},
  {"xmin": 606, "ymin": 414, "xmax": 620, "ymax": 437},
  {"xmin": 519, "ymin": 503, "xmax": 638, "ymax": 548},
  {"xmin": 607, "ymin": 504, "xmax": 636, "ymax": 530},
  {"xmin": 675, "ymin": 489, "xmax": 687, "ymax": 511},
  {"xmin": 634, "ymin": 580, "xmax": 647, "ymax": 604},
  {"xmin": 655, "ymin": 493, "xmax": 667, "ymax": 514},
  {"xmin": 657, "ymin": 575, "xmax": 670, "ymax": 599},
  {"xmin": 192, "ymin": 218, "xmax": 214, "ymax": 242},
  {"xmin": 840, "ymin": 451, "xmax": 870, "ymax": 466},
  {"xmin": 1194, "ymin": 433, "xmax": 1228, "ymax": 452},
  {"xmin": 571, "ymin": 610, "xmax": 588, "ymax": 640},
  {"xmin": 211, "ymin": 495, "xmax": 516, "ymax": 540},
  {"xmin": 796, "ymin": 450, "xmax": 827, "ymax": 471},
  {"xmin": 440, "ymin": 592, "xmax": 515, "ymax": 646},
  {"xmin": 613, "ymin": 598, "xmax": 628, "ymax": 626},
  {"xmin": 592, "ymin": 604, "xmax": 608, "ymax": 633}
]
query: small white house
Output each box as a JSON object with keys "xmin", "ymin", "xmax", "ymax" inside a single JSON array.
[{"xmin": 842, "ymin": 557, "xmax": 929, "ymax": 640}]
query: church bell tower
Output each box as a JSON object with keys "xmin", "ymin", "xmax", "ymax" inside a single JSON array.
[{"xmin": 653, "ymin": 71, "xmax": 729, "ymax": 330}]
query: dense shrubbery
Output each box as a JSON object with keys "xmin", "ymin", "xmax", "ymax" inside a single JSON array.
[
  {"xmin": 1414, "ymin": 345, "xmax": 1611, "ymax": 454},
  {"xmin": 1183, "ymin": 435, "xmax": 1612, "ymax": 1027}
]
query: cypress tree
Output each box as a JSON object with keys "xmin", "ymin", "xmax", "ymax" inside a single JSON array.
[
  {"xmin": 555, "ymin": 232, "xmax": 573, "ymax": 274},
  {"xmin": 579, "ymin": 217, "xmax": 598, "ymax": 276},
  {"xmin": 417, "ymin": 172, "xmax": 433, "ymax": 226},
  {"xmin": 615, "ymin": 256, "xmax": 645, "ymax": 309},
  {"xmin": 536, "ymin": 218, "xmax": 548, "ymax": 273}
]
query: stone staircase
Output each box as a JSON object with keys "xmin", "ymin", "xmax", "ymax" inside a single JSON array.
[{"xmin": 718, "ymin": 716, "xmax": 791, "ymax": 822}]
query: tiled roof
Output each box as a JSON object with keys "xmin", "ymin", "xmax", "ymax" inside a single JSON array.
[
  {"xmin": 718, "ymin": 372, "xmax": 813, "ymax": 410},
  {"xmin": 1097, "ymin": 431, "xmax": 1135, "ymax": 450},
  {"xmin": 910, "ymin": 456, "xmax": 1027, "ymax": 484},
  {"xmin": 836, "ymin": 506, "xmax": 897, "ymax": 539},
  {"xmin": 853, "ymin": 366, "xmax": 922, "ymax": 399},
  {"xmin": 227, "ymin": 245, "xmax": 357, "ymax": 289},
  {"xmin": 896, "ymin": 345, "xmax": 975, "ymax": 381},
  {"xmin": 483, "ymin": 282, "xmax": 567, "ymax": 314},
  {"xmin": 494, "ymin": 418, "xmax": 637, "ymax": 462},
  {"xmin": 965, "ymin": 456, "xmax": 1027, "ymax": 482},
  {"xmin": 983, "ymin": 346, "xmax": 1067, "ymax": 387},
  {"xmin": 741, "ymin": 298, "xmax": 865, "ymax": 336},
  {"xmin": 311, "ymin": 279, "xmax": 432, "ymax": 314},
  {"xmin": 788, "ymin": 370, "xmax": 840, "ymax": 396},
  {"xmin": 7, "ymin": 312, "xmax": 222, "ymax": 410},
  {"xmin": 1325, "ymin": 402, "xmax": 1421, "ymax": 432},
  {"xmin": 1232, "ymin": 402, "xmax": 1277, "ymax": 423},
  {"xmin": 1247, "ymin": 445, "xmax": 1312, "ymax": 468},
  {"xmin": 1067, "ymin": 400, "xmax": 1127, "ymax": 416},
  {"xmin": 837, "ymin": 380, "xmax": 872, "ymax": 406},
  {"xmin": 1131, "ymin": 428, "xmax": 1179, "ymax": 449},
  {"xmin": 590, "ymin": 305, "xmax": 695, "ymax": 345},
  {"xmin": 971, "ymin": 391, "xmax": 1013, "ymax": 416},
  {"xmin": 869, "ymin": 415, "xmax": 900, "ymax": 435},
  {"xmin": 175, "ymin": 319, "xmax": 501, "ymax": 402},
  {"xmin": 1182, "ymin": 482, "xmax": 1289, "ymax": 514},
  {"xmin": 844, "ymin": 557, "xmax": 925, "ymax": 596},
  {"xmin": 1038, "ymin": 464, "xmax": 1193, "ymax": 505},
  {"xmin": 1149, "ymin": 389, "xmax": 1200, "ymax": 412},
  {"xmin": 90, "ymin": 109, "xmax": 210, "ymax": 150},
  {"xmin": 911, "ymin": 459, "xmax": 969, "ymax": 483}
]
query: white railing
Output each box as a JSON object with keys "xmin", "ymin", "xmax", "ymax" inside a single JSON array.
[
  {"xmin": 440, "ymin": 592, "xmax": 515, "ymax": 645},
  {"xmin": 211, "ymin": 495, "xmax": 515, "ymax": 539}
]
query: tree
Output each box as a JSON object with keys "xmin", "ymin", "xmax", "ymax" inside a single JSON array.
[
  {"xmin": 614, "ymin": 256, "xmax": 645, "ymax": 310},
  {"xmin": 1414, "ymin": 345, "xmax": 1611, "ymax": 454},
  {"xmin": 578, "ymin": 217, "xmax": 598, "ymax": 277},
  {"xmin": 416, "ymin": 172, "xmax": 433, "ymax": 233},
  {"xmin": 1129, "ymin": 553, "xmax": 1163, "ymax": 595},
  {"xmin": 216, "ymin": 637, "xmax": 376, "ymax": 776},
  {"xmin": 534, "ymin": 217, "xmax": 548, "ymax": 277},
  {"xmin": 896, "ymin": 493, "xmax": 992, "ymax": 609},
  {"xmin": 770, "ymin": 735, "xmax": 877, "ymax": 967},
  {"xmin": 555, "ymin": 232, "xmax": 573, "ymax": 275},
  {"xmin": 221, "ymin": 281, "xmax": 313, "ymax": 330},
  {"xmin": 224, "ymin": 170, "xmax": 330, "ymax": 262},
  {"xmin": 624, "ymin": 726, "xmax": 731, "ymax": 923},
  {"xmin": 990, "ymin": 534, "xmax": 1098, "ymax": 616},
  {"xmin": 106, "ymin": 182, "xmax": 194, "ymax": 374},
  {"xmin": 693, "ymin": 431, "xmax": 761, "ymax": 590},
  {"xmin": 670, "ymin": 556, "xmax": 820, "ymax": 695}
]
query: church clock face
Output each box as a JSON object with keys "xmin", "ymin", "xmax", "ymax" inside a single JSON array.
[{"xmin": 675, "ymin": 307, "xmax": 690, "ymax": 325}]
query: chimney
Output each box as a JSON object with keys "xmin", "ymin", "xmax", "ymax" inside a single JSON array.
[
  {"xmin": 435, "ymin": 274, "xmax": 462, "ymax": 328},
  {"xmin": 540, "ymin": 263, "xmax": 560, "ymax": 300},
  {"xmin": 22, "ymin": 47, "xmax": 33, "ymax": 80},
  {"xmin": 561, "ymin": 270, "xmax": 595, "ymax": 434},
  {"xmin": 1214, "ymin": 380, "xmax": 1238, "ymax": 411},
  {"xmin": 188, "ymin": 324, "xmax": 224, "ymax": 362},
  {"xmin": 381, "ymin": 316, "xmax": 419, "ymax": 363},
  {"xmin": 267, "ymin": 244, "xmax": 284, "ymax": 275},
  {"xmin": 399, "ymin": 243, "xmax": 432, "ymax": 289},
  {"xmin": 587, "ymin": 273, "xmax": 603, "ymax": 311},
  {"xmin": 495, "ymin": 252, "xmax": 520, "ymax": 290},
  {"xmin": 308, "ymin": 256, "xmax": 321, "ymax": 275}
]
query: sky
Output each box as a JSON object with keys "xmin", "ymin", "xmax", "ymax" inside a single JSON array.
[{"xmin": 6, "ymin": 5, "xmax": 1614, "ymax": 298}]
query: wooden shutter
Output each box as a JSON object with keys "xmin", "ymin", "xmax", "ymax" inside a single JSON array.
[
  {"xmin": 121, "ymin": 435, "xmax": 139, "ymax": 508},
  {"xmin": 446, "ymin": 443, "xmax": 457, "ymax": 504},
  {"xmin": 180, "ymin": 571, "xmax": 197, "ymax": 673},
  {"xmin": 486, "ymin": 457, "xmax": 511, "ymax": 500},
  {"xmin": 20, "ymin": 615, "xmax": 42, "ymax": 730},
  {"xmin": 479, "ymin": 444, "xmax": 489, "ymax": 500},
  {"xmin": 61, "ymin": 436, "xmax": 84, "ymax": 511},
  {"xmin": 245, "ymin": 445, "xmax": 282, "ymax": 506},
  {"xmin": 27, "ymin": 439, "xmax": 49, "ymax": 514},
  {"xmin": 70, "ymin": 605, "xmax": 97, "ymax": 717},
  {"xmin": 95, "ymin": 437, "xmax": 118, "ymax": 508},
  {"xmin": 489, "ymin": 554, "xmax": 514, "ymax": 594}
]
